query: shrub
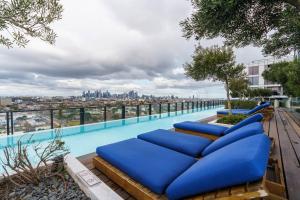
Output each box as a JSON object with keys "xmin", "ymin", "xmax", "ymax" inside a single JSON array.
[
  {"xmin": 224, "ymin": 100, "xmax": 257, "ymax": 109},
  {"xmin": 248, "ymin": 88, "xmax": 273, "ymax": 97},
  {"xmin": 0, "ymin": 129, "xmax": 69, "ymax": 186},
  {"xmin": 217, "ymin": 114, "xmax": 247, "ymax": 125}
]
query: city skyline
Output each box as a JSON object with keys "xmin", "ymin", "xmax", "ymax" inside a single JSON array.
[
  {"xmin": 0, "ymin": 0, "xmax": 270, "ymax": 98},
  {"xmin": 82, "ymin": 89, "xmax": 179, "ymax": 99}
]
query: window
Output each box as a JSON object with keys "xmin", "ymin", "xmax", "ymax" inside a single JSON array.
[
  {"xmin": 248, "ymin": 66, "xmax": 259, "ymax": 75},
  {"xmin": 248, "ymin": 77, "xmax": 259, "ymax": 85}
]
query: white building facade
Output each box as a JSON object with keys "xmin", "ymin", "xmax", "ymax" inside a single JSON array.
[{"xmin": 245, "ymin": 58, "xmax": 291, "ymax": 96}]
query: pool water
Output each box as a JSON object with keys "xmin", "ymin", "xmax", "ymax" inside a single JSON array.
[{"xmin": 0, "ymin": 106, "xmax": 222, "ymax": 174}]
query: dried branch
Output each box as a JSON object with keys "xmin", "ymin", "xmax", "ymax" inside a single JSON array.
[{"xmin": 0, "ymin": 128, "xmax": 69, "ymax": 186}]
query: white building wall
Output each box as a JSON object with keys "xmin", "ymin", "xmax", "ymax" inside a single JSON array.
[
  {"xmin": 258, "ymin": 63, "xmax": 265, "ymax": 86},
  {"xmin": 245, "ymin": 57, "xmax": 292, "ymax": 95}
]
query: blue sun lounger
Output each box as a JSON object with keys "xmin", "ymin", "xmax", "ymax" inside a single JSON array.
[
  {"xmin": 94, "ymin": 134, "xmax": 271, "ymax": 200},
  {"xmin": 173, "ymin": 113, "xmax": 263, "ymax": 140},
  {"xmin": 217, "ymin": 102, "xmax": 271, "ymax": 116},
  {"xmin": 138, "ymin": 122, "xmax": 264, "ymax": 157}
]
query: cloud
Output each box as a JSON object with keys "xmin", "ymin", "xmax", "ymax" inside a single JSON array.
[{"xmin": 0, "ymin": 0, "xmax": 267, "ymax": 97}]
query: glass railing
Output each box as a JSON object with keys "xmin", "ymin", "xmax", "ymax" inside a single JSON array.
[{"xmin": 0, "ymin": 100, "xmax": 225, "ymax": 136}]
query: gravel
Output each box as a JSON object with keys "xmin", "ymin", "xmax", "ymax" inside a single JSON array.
[{"xmin": 1, "ymin": 173, "xmax": 90, "ymax": 200}]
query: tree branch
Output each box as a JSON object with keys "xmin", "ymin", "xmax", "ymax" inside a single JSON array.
[{"xmin": 284, "ymin": 0, "xmax": 300, "ymax": 11}]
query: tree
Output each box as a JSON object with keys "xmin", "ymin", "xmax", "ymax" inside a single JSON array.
[
  {"xmin": 0, "ymin": 0, "xmax": 63, "ymax": 48},
  {"xmin": 184, "ymin": 45, "xmax": 245, "ymax": 114},
  {"xmin": 181, "ymin": 0, "xmax": 300, "ymax": 57},
  {"xmin": 263, "ymin": 59, "xmax": 300, "ymax": 96},
  {"xmin": 229, "ymin": 77, "xmax": 249, "ymax": 98}
]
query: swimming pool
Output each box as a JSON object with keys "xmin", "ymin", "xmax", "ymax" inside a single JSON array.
[{"xmin": 0, "ymin": 106, "xmax": 222, "ymax": 174}]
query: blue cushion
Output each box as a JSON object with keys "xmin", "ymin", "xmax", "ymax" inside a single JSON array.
[
  {"xmin": 202, "ymin": 122, "xmax": 264, "ymax": 156},
  {"xmin": 260, "ymin": 101, "xmax": 270, "ymax": 105},
  {"xmin": 166, "ymin": 134, "xmax": 271, "ymax": 200},
  {"xmin": 217, "ymin": 109, "xmax": 250, "ymax": 115},
  {"xmin": 248, "ymin": 103, "xmax": 270, "ymax": 114},
  {"xmin": 138, "ymin": 129, "xmax": 212, "ymax": 157},
  {"xmin": 223, "ymin": 113, "xmax": 264, "ymax": 135},
  {"xmin": 96, "ymin": 138, "xmax": 196, "ymax": 194},
  {"xmin": 173, "ymin": 121, "xmax": 228, "ymax": 136}
]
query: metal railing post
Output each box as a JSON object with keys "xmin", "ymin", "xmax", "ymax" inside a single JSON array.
[
  {"xmin": 10, "ymin": 111, "xmax": 13, "ymax": 135},
  {"xmin": 159, "ymin": 104, "xmax": 162, "ymax": 114},
  {"xmin": 192, "ymin": 102, "xmax": 194, "ymax": 110},
  {"xmin": 136, "ymin": 105, "xmax": 140, "ymax": 117},
  {"xmin": 175, "ymin": 103, "xmax": 177, "ymax": 112},
  {"xmin": 167, "ymin": 103, "xmax": 170, "ymax": 113},
  {"xmin": 6, "ymin": 112, "xmax": 10, "ymax": 135},
  {"xmin": 149, "ymin": 104, "xmax": 152, "ymax": 115},
  {"xmin": 122, "ymin": 105, "xmax": 126, "ymax": 119},
  {"xmin": 104, "ymin": 106, "xmax": 107, "ymax": 121},
  {"xmin": 80, "ymin": 108, "xmax": 85, "ymax": 125},
  {"xmin": 181, "ymin": 102, "xmax": 184, "ymax": 111},
  {"xmin": 50, "ymin": 109, "xmax": 54, "ymax": 129}
]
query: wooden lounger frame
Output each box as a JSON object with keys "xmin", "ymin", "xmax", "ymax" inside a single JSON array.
[
  {"xmin": 174, "ymin": 128, "xmax": 219, "ymax": 140},
  {"xmin": 93, "ymin": 156, "xmax": 286, "ymax": 200}
]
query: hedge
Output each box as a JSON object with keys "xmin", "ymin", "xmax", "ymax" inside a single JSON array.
[
  {"xmin": 224, "ymin": 100, "xmax": 257, "ymax": 109},
  {"xmin": 216, "ymin": 114, "xmax": 247, "ymax": 125}
]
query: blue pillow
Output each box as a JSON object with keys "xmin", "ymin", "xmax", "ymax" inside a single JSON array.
[
  {"xmin": 223, "ymin": 113, "xmax": 263, "ymax": 135},
  {"xmin": 248, "ymin": 102, "xmax": 270, "ymax": 114},
  {"xmin": 202, "ymin": 122, "xmax": 264, "ymax": 156},
  {"xmin": 166, "ymin": 134, "xmax": 271, "ymax": 200},
  {"xmin": 173, "ymin": 121, "xmax": 227, "ymax": 136}
]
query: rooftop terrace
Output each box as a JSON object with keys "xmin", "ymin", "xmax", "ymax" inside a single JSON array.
[{"xmin": 79, "ymin": 108, "xmax": 300, "ymax": 200}]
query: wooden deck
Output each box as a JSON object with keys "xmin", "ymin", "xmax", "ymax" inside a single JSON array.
[
  {"xmin": 263, "ymin": 108, "xmax": 300, "ymax": 200},
  {"xmin": 78, "ymin": 109, "xmax": 300, "ymax": 200}
]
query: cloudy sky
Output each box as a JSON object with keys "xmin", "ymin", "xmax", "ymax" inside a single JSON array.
[{"xmin": 0, "ymin": 0, "xmax": 268, "ymax": 98}]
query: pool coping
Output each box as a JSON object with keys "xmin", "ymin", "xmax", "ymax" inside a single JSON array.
[{"xmin": 65, "ymin": 154, "xmax": 122, "ymax": 200}]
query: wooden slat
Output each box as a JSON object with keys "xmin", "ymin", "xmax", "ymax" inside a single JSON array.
[
  {"xmin": 199, "ymin": 115, "xmax": 218, "ymax": 123},
  {"xmin": 174, "ymin": 128, "xmax": 219, "ymax": 140},
  {"xmin": 278, "ymin": 109, "xmax": 300, "ymax": 159},
  {"xmin": 286, "ymin": 110, "xmax": 300, "ymax": 131},
  {"xmin": 265, "ymin": 159, "xmax": 286, "ymax": 198},
  {"xmin": 281, "ymin": 111, "xmax": 300, "ymax": 157},
  {"xmin": 230, "ymin": 185, "xmax": 246, "ymax": 195},
  {"xmin": 263, "ymin": 118, "xmax": 270, "ymax": 136},
  {"xmin": 268, "ymin": 113, "xmax": 282, "ymax": 162},
  {"xmin": 275, "ymin": 110, "xmax": 300, "ymax": 200},
  {"xmin": 203, "ymin": 191, "xmax": 217, "ymax": 200},
  {"xmin": 215, "ymin": 189, "xmax": 230, "ymax": 198}
]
